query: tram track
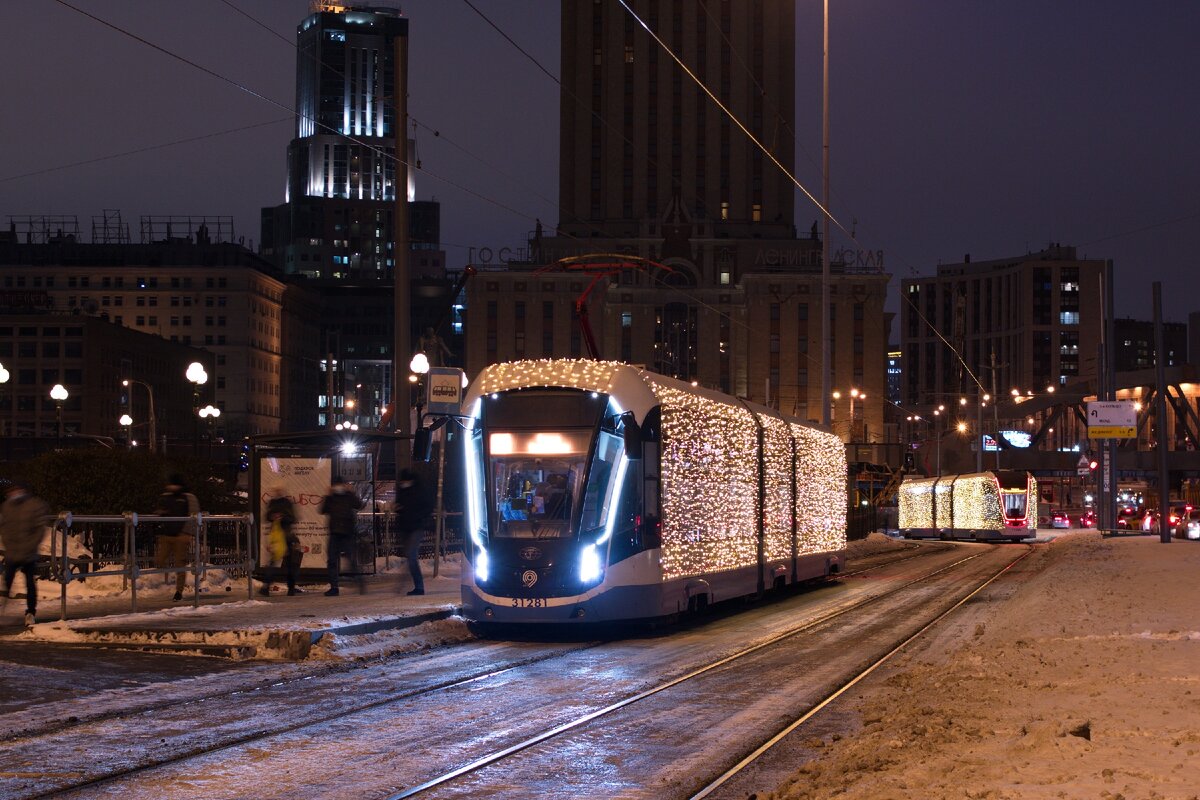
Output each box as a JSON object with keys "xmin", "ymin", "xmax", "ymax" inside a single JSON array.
[
  {"xmin": 2, "ymin": 541, "xmax": 983, "ymax": 800},
  {"xmin": 383, "ymin": 544, "xmax": 1020, "ymax": 799},
  {"xmin": 689, "ymin": 542, "xmax": 1033, "ymax": 799},
  {"xmin": 3, "ymin": 639, "xmax": 607, "ymax": 800}
]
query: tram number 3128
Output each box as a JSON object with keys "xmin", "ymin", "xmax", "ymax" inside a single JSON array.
[{"xmin": 511, "ymin": 597, "xmax": 547, "ymax": 608}]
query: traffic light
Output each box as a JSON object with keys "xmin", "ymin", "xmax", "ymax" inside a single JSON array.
[
  {"xmin": 1089, "ymin": 459, "xmax": 1099, "ymax": 471},
  {"xmin": 238, "ymin": 438, "xmax": 251, "ymax": 472}
]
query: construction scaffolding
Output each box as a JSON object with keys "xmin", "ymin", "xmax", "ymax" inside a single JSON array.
[
  {"xmin": 91, "ymin": 209, "xmax": 130, "ymax": 244},
  {"xmin": 7, "ymin": 215, "xmax": 81, "ymax": 244},
  {"xmin": 139, "ymin": 215, "xmax": 234, "ymax": 245}
]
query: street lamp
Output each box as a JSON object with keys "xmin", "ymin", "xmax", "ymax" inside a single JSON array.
[
  {"xmin": 186, "ymin": 362, "xmax": 208, "ymax": 455},
  {"xmin": 199, "ymin": 404, "xmax": 220, "ymax": 459},
  {"xmin": 933, "ymin": 417, "xmax": 968, "ymax": 478},
  {"xmin": 409, "ymin": 351, "xmax": 430, "ymax": 428},
  {"xmin": 50, "ymin": 383, "xmax": 68, "ymax": 446},
  {"xmin": 119, "ymin": 413, "xmax": 133, "ymax": 449},
  {"xmin": 122, "ymin": 378, "xmax": 158, "ymax": 453}
]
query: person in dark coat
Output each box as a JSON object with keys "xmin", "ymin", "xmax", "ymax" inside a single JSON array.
[
  {"xmin": 395, "ymin": 469, "xmax": 432, "ymax": 595},
  {"xmin": 261, "ymin": 485, "xmax": 300, "ymax": 596},
  {"xmin": 1, "ymin": 482, "xmax": 51, "ymax": 627},
  {"xmin": 152, "ymin": 474, "xmax": 199, "ymax": 601},
  {"xmin": 319, "ymin": 475, "xmax": 364, "ymax": 596}
]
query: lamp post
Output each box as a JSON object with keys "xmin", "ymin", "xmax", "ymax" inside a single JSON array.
[
  {"xmin": 409, "ymin": 351, "xmax": 430, "ymax": 429},
  {"xmin": 119, "ymin": 413, "xmax": 133, "ymax": 450},
  {"xmin": 122, "ymin": 378, "xmax": 157, "ymax": 453},
  {"xmin": 50, "ymin": 383, "xmax": 68, "ymax": 446},
  {"xmin": 186, "ymin": 362, "xmax": 208, "ymax": 455},
  {"xmin": 820, "ymin": 0, "xmax": 831, "ymax": 428},
  {"xmin": 198, "ymin": 405, "xmax": 220, "ymax": 459},
  {"xmin": 0, "ymin": 361, "xmax": 9, "ymax": 436}
]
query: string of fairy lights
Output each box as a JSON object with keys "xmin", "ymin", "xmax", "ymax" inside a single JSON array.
[
  {"xmin": 898, "ymin": 474, "xmax": 1037, "ymax": 533},
  {"xmin": 468, "ymin": 358, "xmax": 848, "ymax": 581}
]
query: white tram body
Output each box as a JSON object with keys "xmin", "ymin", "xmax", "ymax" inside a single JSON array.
[
  {"xmin": 897, "ymin": 471, "xmax": 1037, "ymax": 541},
  {"xmin": 459, "ymin": 359, "xmax": 848, "ymax": 623}
]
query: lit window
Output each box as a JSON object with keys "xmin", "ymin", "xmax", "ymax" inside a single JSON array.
[{"xmin": 1060, "ymin": 311, "xmax": 1079, "ymax": 325}]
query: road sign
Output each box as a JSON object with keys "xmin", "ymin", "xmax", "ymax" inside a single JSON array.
[
  {"xmin": 1087, "ymin": 400, "xmax": 1136, "ymax": 439},
  {"xmin": 425, "ymin": 367, "xmax": 465, "ymax": 415},
  {"xmin": 1076, "ymin": 454, "xmax": 1090, "ymax": 476}
]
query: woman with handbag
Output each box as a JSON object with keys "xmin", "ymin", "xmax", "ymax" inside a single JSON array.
[{"xmin": 260, "ymin": 486, "xmax": 300, "ymax": 596}]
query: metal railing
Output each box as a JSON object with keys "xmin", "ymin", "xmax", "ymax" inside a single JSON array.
[{"xmin": 49, "ymin": 511, "xmax": 256, "ymax": 620}]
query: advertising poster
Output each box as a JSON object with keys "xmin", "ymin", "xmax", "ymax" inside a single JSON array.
[{"xmin": 258, "ymin": 456, "xmax": 332, "ymax": 570}]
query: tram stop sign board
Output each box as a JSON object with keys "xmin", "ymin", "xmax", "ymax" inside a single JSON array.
[
  {"xmin": 425, "ymin": 367, "xmax": 466, "ymax": 416},
  {"xmin": 1087, "ymin": 400, "xmax": 1136, "ymax": 439}
]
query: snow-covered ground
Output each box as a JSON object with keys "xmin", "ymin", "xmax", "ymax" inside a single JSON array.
[
  {"xmin": 2, "ymin": 555, "xmax": 471, "ymax": 661},
  {"xmin": 765, "ymin": 531, "xmax": 1200, "ymax": 800}
]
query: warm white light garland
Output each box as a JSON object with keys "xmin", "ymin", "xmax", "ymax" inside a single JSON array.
[
  {"xmin": 466, "ymin": 359, "xmax": 849, "ymax": 580},
  {"xmin": 899, "ymin": 472, "xmax": 1038, "ymax": 533}
]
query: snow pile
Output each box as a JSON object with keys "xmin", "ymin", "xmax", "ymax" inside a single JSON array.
[
  {"xmin": 846, "ymin": 531, "xmax": 910, "ymax": 560},
  {"xmin": 308, "ymin": 615, "xmax": 476, "ymax": 661},
  {"xmin": 764, "ymin": 532, "xmax": 1200, "ymax": 800}
]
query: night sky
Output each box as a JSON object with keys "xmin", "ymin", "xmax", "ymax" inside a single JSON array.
[{"xmin": 5, "ymin": 1, "xmax": 1199, "ymax": 328}]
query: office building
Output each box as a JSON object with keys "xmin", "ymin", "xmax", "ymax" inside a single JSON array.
[{"xmin": 900, "ymin": 245, "xmax": 1105, "ymax": 407}]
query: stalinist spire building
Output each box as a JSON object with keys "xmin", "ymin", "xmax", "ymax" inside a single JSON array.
[{"xmin": 466, "ymin": 1, "xmax": 889, "ymax": 441}]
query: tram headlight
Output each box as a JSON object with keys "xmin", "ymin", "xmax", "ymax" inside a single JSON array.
[
  {"xmin": 475, "ymin": 548, "xmax": 489, "ymax": 583},
  {"xmin": 579, "ymin": 543, "xmax": 603, "ymax": 585}
]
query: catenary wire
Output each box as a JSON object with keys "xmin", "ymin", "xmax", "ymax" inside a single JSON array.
[{"xmin": 0, "ymin": 118, "xmax": 290, "ymax": 184}]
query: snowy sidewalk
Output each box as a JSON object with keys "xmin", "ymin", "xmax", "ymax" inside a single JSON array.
[{"xmin": 2, "ymin": 566, "xmax": 465, "ymax": 660}]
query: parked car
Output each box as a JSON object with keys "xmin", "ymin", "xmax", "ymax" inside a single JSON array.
[
  {"xmin": 1116, "ymin": 505, "xmax": 1140, "ymax": 529},
  {"xmin": 1080, "ymin": 509, "xmax": 1097, "ymax": 528},
  {"xmin": 1141, "ymin": 510, "xmax": 1162, "ymax": 532},
  {"xmin": 1172, "ymin": 505, "xmax": 1197, "ymax": 536},
  {"xmin": 1050, "ymin": 509, "xmax": 1072, "ymax": 529},
  {"xmin": 1177, "ymin": 509, "xmax": 1200, "ymax": 540}
]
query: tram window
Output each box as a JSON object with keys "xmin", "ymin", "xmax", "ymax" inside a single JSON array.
[{"xmin": 1003, "ymin": 493, "xmax": 1027, "ymax": 517}]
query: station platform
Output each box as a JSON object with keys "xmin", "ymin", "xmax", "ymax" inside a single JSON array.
[{"xmin": 0, "ymin": 570, "xmax": 465, "ymax": 661}]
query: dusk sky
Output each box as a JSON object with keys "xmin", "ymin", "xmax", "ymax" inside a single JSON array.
[{"xmin": 4, "ymin": 1, "xmax": 1198, "ymax": 329}]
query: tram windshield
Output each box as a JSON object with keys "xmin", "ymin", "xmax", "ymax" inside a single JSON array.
[
  {"xmin": 1001, "ymin": 491, "xmax": 1028, "ymax": 519},
  {"xmin": 490, "ymin": 430, "xmax": 590, "ymax": 538}
]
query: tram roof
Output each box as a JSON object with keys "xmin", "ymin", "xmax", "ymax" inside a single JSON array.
[{"xmin": 465, "ymin": 359, "xmax": 833, "ymax": 434}]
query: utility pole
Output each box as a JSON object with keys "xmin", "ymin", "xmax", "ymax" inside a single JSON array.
[
  {"xmin": 1153, "ymin": 282, "xmax": 1171, "ymax": 544},
  {"xmin": 989, "ymin": 351, "xmax": 1006, "ymax": 470}
]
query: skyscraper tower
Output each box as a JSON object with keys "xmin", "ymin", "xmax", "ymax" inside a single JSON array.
[
  {"xmin": 261, "ymin": 3, "xmax": 442, "ymax": 279},
  {"xmin": 558, "ymin": 0, "xmax": 796, "ymax": 240},
  {"xmin": 468, "ymin": 1, "xmax": 889, "ymax": 440}
]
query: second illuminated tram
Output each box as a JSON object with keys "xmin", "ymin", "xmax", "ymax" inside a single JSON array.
[
  {"xmin": 897, "ymin": 471, "xmax": 1038, "ymax": 542},
  {"xmin": 458, "ymin": 359, "xmax": 848, "ymax": 624}
]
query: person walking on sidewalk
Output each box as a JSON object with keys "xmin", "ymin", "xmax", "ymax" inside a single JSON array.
[
  {"xmin": 261, "ymin": 486, "xmax": 300, "ymax": 596},
  {"xmin": 395, "ymin": 469, "xmax": 432, "ymax": 596},
  {"xmin": 320, "ymin": 475, "xmax": 364, "ymax": 596},
  {"xmin": 1, "ymin": 482, "xmax": 51, "ymax": 627},
  {"xmin": 153, "ymin": 474, "xmax": 199, "ymax": 602}
]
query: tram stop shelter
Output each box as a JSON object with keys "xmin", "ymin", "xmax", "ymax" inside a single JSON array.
[{"xmin": 247, "ymin": 431, "xmax": 412, "ymax": 579}]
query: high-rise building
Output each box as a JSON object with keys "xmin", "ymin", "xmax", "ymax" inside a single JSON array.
[
  {"xmin": 467, "ymin": 1, "xmax": 889, "ymax": 440},
  {"xmin": 558, "ymin": 0, "xmax": 796, "ymax": 240},
  {"xmin": 899, "ymin": 244, "xmax": 1105, "ymax": 407},
  {"xmin": 260, "ymin": 3, "xmax": 445, "ymax": 281}
]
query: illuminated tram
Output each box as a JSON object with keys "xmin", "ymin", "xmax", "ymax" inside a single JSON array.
[
  {"xmin": 897, "ymin": 471, "xmax": 1037, "ymax": 541},
  {"xmin": 459, "ymin": 359, "xmax": 848, "ymax": 624}
]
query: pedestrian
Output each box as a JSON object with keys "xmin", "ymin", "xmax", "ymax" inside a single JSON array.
[
  {"xmin": 153, "ymin": 474, "xmax": 198, "ymax": 602},
  {"xmin": 1, "ymin": 481, "xmax": 51, "ymax": 627},
  {"xmin": 395, "ymin": 469, "xmax": 432, "ymax": 595},
  {"xmin": 261, "ymin": 485, "xmax": 301, "ymax": 596},
  {"xmin": 319, "ymin": 474, "xmax": 364, "ymax": 596}
]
